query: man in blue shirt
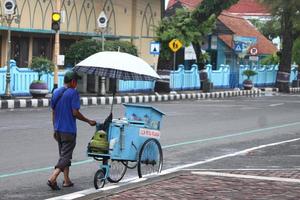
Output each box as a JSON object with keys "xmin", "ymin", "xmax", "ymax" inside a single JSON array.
[{"xmin": 47, "ymin": 70, "xmax": 96, "ymax": 190}]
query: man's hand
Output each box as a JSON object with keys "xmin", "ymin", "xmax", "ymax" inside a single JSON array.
[{"xmin": 88, "ymin": 120, "xmax": 96, "ymax": 126}]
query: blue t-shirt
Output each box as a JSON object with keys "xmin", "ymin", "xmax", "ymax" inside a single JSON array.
[{"xmin": 51, "ymin": 87, "xmax": 81, "ymax": 135}]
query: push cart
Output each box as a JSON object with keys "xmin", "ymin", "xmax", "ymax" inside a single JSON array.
[{"xmin": 87, "ymin": 103, "xmax": 165, "ymax": 189}]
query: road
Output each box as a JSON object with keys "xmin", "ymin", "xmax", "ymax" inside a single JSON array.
[{"xmin": 1, "ymin": 93, "xmax": 300, "ymax": 199}]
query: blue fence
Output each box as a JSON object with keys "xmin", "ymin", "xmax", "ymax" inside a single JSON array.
[
  {"xmin": 239, "ymin": 64, "xmax": 298, "ymax": 87},
  {"xmin": 169, "ymin": 64, "xmax": 298, "ymax": 91},
  {"xmin": 170, "ymin": 64, "xmax": 200, "ymax": 90},
  {"xmin": 0, "ymin": 60, "xmax": 65, "ymax": 95},
  {"xmin": 0, "ymin": 60, "xmax": 155, "ymax": 95},
  {"xmin": 118, "ymin": 80, "xmax": 155, "ymax": 92},
  {"xmin": 1, "ymin": 60, "xmax": 298, "ymax": 95},
  {"xmin": 169, "ymin": 64, "xmax": 231, "ymax": 90}
]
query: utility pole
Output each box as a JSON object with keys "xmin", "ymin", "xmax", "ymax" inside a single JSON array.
[
  {"xmin": 0, "ymin": 0, "xmax": 20, "ymax": 99},
  {"xmin": 96, "ymin": 11, "xmax": 108, "ymax": 95},
  {"xmin": 53, "ymin": 0, "xmax": 61, "ymax": 91}
]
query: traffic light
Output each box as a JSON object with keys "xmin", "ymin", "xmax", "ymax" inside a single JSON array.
[{"xmin": 51, "ymin": 12, "xmax": 61, "ymax": 31}]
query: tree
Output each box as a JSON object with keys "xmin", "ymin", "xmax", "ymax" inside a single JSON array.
[
  {"xmin": 156, "ymin": 8, "xmax": 214, "ymax": 61},
  {"xmin": 156, "ymin": 0, "xmax": 238, "ymax": 68},
  {"xmin": 190, "ymin": 0, "xmax": 239, "ymax": 65},
  {"xmin": 259, "ymin": 0, "xmax": 300, "ymax": 92},
  {"xmin": 29, "ymin": 56, "xmax": 54, "ymax": 82},
  {"xmin": 249, "ymin": 19, "xmax": 281, "ymax": 41},
  {"xmin": 65, "ymin": 39, "xmax": 138, "ymax": 67}
]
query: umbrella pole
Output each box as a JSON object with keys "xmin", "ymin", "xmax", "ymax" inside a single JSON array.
[{"xmin": 110, "ymin": 77, "xmax": 117, "ymax": 113}]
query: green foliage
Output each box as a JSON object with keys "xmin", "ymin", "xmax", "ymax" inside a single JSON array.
[
  {"xmin": 156, "ymin": 0, "xmax": 238, "ymax": 65},
  {"xmin": 191, "ymin": 0, "xmax": 239, "ymax": 24},
  {"xmin": 249, "ymin": 19, "xmax": 281, "ymax": 40},
  {"xmin": 242, "ymin": 69, "xmax": 258, "ymax": 80},
  {"xmin": 29, "ymin": 56, "xmax": 54, "ymax": 81},
  {"xmin": 261, "ymin": 53, "xmax": 279, "ymax": 65},
  {"xmin": 156, "ymin": 8, "xmax": 212, "ymax": 59},
  {"xmin": 292, "ymin": 38, "xmax": 300, "ymax": 65},
  {"xmin": 199, "ymin": 52, "xmax": 210, "ymax": 64},
  {"xmin": 65, "ymin": 39, "xmax": 138, "ymax": 66}
]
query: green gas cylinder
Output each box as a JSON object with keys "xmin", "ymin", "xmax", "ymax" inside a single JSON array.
[{"xmin": 89, "ymin": 130, "xmax": 109, "ymax": 154}]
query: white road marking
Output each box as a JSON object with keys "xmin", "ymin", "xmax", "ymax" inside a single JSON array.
[
  {"xmin": 269, "ymin": 103, "xmax": 284, "ymax": 107},
  {"xmin": 46, "ymin": 137, "xmax": 300, "ymax": 200},
  {"xmin": 192, "ymin": 171, "xmax": 300, "ymax": 183}
]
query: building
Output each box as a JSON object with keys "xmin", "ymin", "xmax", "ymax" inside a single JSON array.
[
  {"xmin": 166, "ymin": 0, "xmax": 277, "ymax": 87},
  {"xmin": 0, "ymin": 0, "xmax": 163, "ymax": 68}
]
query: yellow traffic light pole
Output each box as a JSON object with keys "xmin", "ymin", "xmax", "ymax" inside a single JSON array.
[{"xmin": 53, "ymin": 0, "xmax": 61, "ymax": 91}]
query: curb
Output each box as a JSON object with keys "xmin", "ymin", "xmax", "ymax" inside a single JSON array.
[
  {"xmin": 290, "ymin": 87, "xmax": 300, "ymax": 93},
  {"xmin": 0, "ymin": 90, "xmax": 262, "ymax": 110}
]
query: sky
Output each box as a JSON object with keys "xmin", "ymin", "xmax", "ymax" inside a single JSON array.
[{"xmin": 165, "ymin": 0, "xmax": 169, "ymax": 9}]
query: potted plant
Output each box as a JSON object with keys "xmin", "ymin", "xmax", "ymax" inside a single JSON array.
[
  {"xmin": 29, "ymin": 56, "xmax": 54, "ymax": 98},
  {"xmin": 242, "ymin": 69, "xmax": 258, "ymax": 90}
]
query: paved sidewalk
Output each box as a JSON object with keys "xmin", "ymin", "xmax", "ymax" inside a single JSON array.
[
  {"xmin": 75, "ymin": 138, "xmax": 300, "ymax": 200},
  {"xmin": 78, "ymin": 169, "xmax": 300, "ymax": 200}
]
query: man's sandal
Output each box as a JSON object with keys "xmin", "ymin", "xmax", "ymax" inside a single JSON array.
[
  {"xmin": 47, "ymin": 180, "xmax": 60, "ymax": 190},
  {"xmin": 62, "ymin": 181, "xmax": 74, "ymax": 187}
]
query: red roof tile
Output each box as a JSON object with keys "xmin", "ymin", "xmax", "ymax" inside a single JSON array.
[
  {"xmin": 226, "ymin": 0, "xmax": 270, "ymax": 16},
  {"xmin": 167, "ymin": 0, "xmax": 269, "ymax": 16},
  {"xmin": 218, "ymin": 12, "xmax": 277, "ymax": 55},
  {"xmin": 167, "ymin": 0, "xmax": 202, "ymax": 9}
]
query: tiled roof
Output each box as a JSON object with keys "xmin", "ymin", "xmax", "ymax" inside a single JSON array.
[
  {"xmin": 167, "ymin": 0, "xmax": 269, "ymax": 16},
  {"xmin": 218, "ymin": 12, "xmax": 277, "ymax": 55},
  {"xmin": 226, "ymin": 0, "xmax": 269, "ymax": 16},
  {"xmin": 167, "ymin": 0, "xmax": 202, "ymax": 9}
]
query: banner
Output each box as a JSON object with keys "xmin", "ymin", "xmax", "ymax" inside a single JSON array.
[{"xmin": 233, "ymin": 35, "xmax": 257, "ymax": 55}]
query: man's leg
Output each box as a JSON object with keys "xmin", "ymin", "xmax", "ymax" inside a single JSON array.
[
  {"xmin": 47, "ymin": 132, "xmax": 62, "ymax": 190},
  {"xmin": 63, "ymin": 167, "xmax": 73, "ymax": 186},
  {"xmin": 58, "ymin": 133, "xmax": 76, "ymax": 186}
]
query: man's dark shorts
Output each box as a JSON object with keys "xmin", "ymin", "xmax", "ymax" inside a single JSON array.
[{"xmin": 54, "ymin": 132, "xmax": 76, "ymax": 171}]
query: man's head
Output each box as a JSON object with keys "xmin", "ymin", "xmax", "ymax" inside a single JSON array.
[{"xmin": 64, "ymin": 70, "xmax": 81, "ymax": 88}]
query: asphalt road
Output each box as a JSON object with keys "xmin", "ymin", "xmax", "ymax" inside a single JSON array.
[{"xmin": 1, "ymin": 93, "xmax": 300, "ymax": 200}]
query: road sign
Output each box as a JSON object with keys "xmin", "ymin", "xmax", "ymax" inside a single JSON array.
[
  {"xmin": 97, "ymin": 11, "xmax": 108, "ymax": 28},
  {"xmin": 150, "ymin": 42, "xmax": 160, "ymax": 55},
  {"xmin": 169, "ymin": 39, "xmax": 183, "ymax": 52},
  {"xmin": 234, "ymin": 42, "xmax": 243, "ymax": 52},
  {"xmin": 249, "ymin": 56, "xmax": 259, "ymax": 61},
  {"xmin": 250, "ymin": 47, "xmax": 258, "ymax": 56},
  {"xmin": 185, "ymin": 45, "xmax": 196, "ymax": 60}
]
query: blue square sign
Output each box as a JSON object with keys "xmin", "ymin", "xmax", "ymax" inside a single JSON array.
[{"xmin": 150, "ymin": 42, "xmax": 160, "ymax": 55}]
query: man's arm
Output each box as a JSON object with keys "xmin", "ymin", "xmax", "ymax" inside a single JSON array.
[
  {"xmin": 52, "ymin": 110, "xmax": 55, "ymax": 128},
  {"xmin": 72, "ymin": 109, "xmax": 96, "ymax": 126}
]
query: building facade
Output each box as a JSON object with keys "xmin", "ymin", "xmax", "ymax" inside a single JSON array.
[{"xmin": 0, "ymin": 0, "xmax": 163, "ymax": 68}]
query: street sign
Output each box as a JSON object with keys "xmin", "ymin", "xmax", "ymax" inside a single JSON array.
[
  {"xmin": 249, "ymin": 56, "xmax": 259, "ymax": 61},
  {"xmin": 150, "ymin": 42, "xmax": 160, "ymax": 55},
  {"xmin": 169, "ymin": 39, "xmax": 183, "ymax": 52},
  {"xmin": 234, "ymin": 42, "xmax": 243, "ymax": 52},
  {"xmin": 185, "ymin": 45, "xmax": 196, "ymax": 60},
  {"xmin": 250, "ymin": 47, "xmax": 258, "ymax": 55},
  {"xmin": 97, "ymin": 11, "xmax": 108, "ymax": 28}
]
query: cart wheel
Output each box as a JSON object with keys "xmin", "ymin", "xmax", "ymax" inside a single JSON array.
[
  {"xmin": 93, "ymin": 169, "xmax": 105, "ymax": 189},
  {"xmin": 107, "ymin": 160, "xmax": 127, "ymax": 183},
  {"xmin": 122, "ymin": 161, "xmax": 137, "ymax": 169},
  {"xmin": 137, "ymin": 138, "xmax": 163, "ymax": 178}
]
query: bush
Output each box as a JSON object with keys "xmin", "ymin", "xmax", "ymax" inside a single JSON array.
[
  {"xmin": 242, "ymin": 69, "xmax": 257, "ymax": 80},
  {"xmin": 29, "ymin": 56, "xmax": 54, "ymax": 81},
  {"xmin": 65, "ymin": 39, "xmax": 138, "ymax": 67}
]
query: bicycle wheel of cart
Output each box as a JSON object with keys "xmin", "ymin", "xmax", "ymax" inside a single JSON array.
[
  {"xmin": 137, "ymin": 138, "xmax": 163, "ymax": 178},
  {"xmin": 107, "ymin": 160, "xmax": 127, "ymax": 183},
  {"xmin": 94, "ymin": 169, "xmax": 105, "ymax": 189}
]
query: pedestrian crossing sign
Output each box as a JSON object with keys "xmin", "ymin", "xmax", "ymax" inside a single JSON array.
[
  {"xmin": 234, "ymin": 42, "xmax": 243, "ymax": 52},
  {"xmin": 150, "ymin": 42, "xmax": 160, "ymax": 55}
]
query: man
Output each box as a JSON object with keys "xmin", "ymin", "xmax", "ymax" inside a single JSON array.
[{"xmin": 47, "ymin": 70, "xmax": 96, "ymax": 190}]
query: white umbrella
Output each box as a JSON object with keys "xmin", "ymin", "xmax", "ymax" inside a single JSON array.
[{"xmin": 73, "ymin": 51, "xmax": 160, "ymax": 81}]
